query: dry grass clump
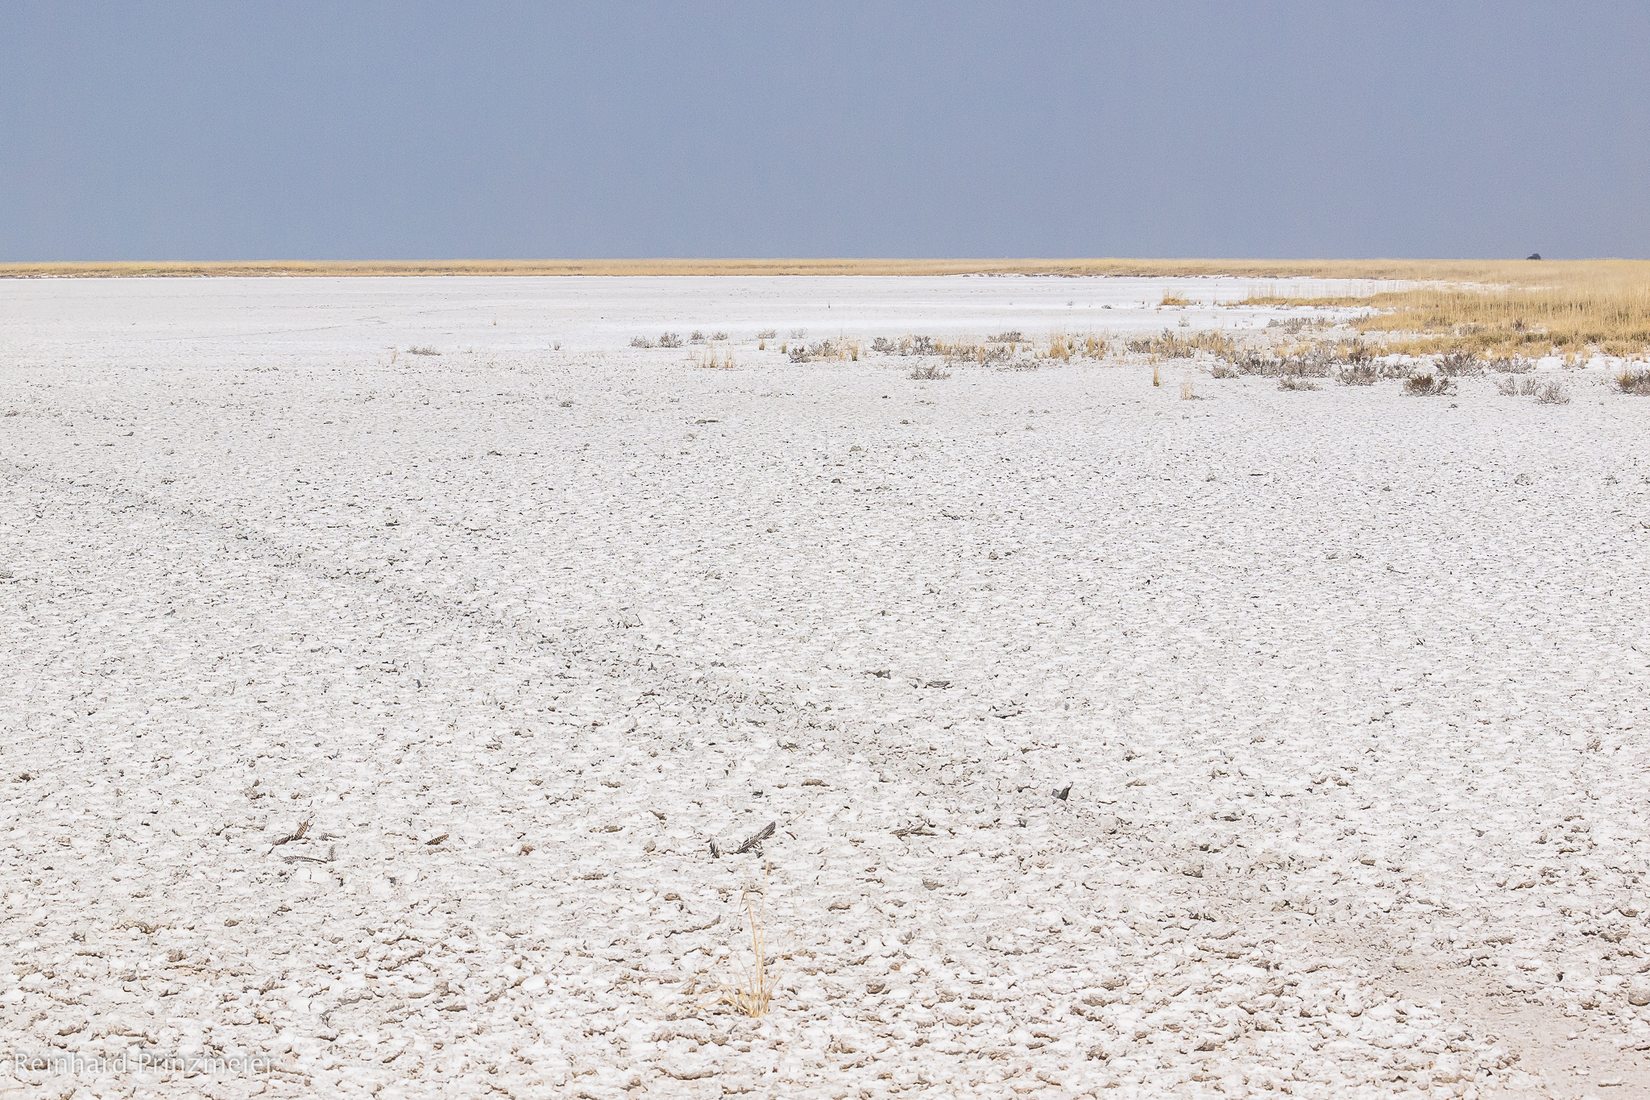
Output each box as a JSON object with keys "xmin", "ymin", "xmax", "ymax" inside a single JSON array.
[
  {"xmin": 1491, "ymin": 374, "xmax": 1569, "ymax": 403},
  {"xmin": 1615, "ymin": 368, "xmax": 1650, "ymax": 395},
  {"xmin": 1490, "ymin": 376, "xmax": 1568, "ymax": 404},
  {"xmin": 1215, "ymin": 347, "xmax": 1334, "ymax": 379},
  {"xmin": 1329, "ymin": 340, "xmax": 1402, "ymax": 384},
  {"xmin": 787, "ymin": 339, "xmax": 859, "ymax": 363},
  {"xmin": 1433, "ymin": 350, "xmax": 1485, "ymax": 377},
  {"xmin": 871, "ymin": 335, "xmax": 933, "ymax": 356},
  {"xmin": 1179, "ymin": 380, "xmax": 1198, "ymax": 400},
  {"xmin": 868, "ymin": 332, "xmax": 1106, "ymax": 370},
  {"xmin": 1126, "ymin": 329, "xmax": 1239, "ymax": 361},
  {"xmin": 1404, "ymin": 373, "xmax": 1457, "ymax": 397},
  {"xmin": 699, "ymin": 350, "xmax": 736, "ymax": 369},
  {"xmin": 1533, "ymin": 379, "xmax": 1570, "ymax": 404},
  {"xmin": 720, "ymin": 888, "xmax": 777, "ymax": 1018},
  {"xmin": 1336, "ymin": 363, "xmax": 1383, "ymax": 386},
  {"xmin": 1278, "ymin": 376, "xmax": 1320, "ymax": 391},
  {"xmin": 632, "ymin": 332, "xmax": 686, "ymax": 349},
  {"xmin": 1266, "ymin": 315, "xmax": 1337, "ymax": 334},
  {"xmin": 1160, "ymin": 291, "xmax": 1192, "ymax": 306},
  {"xmin": 405, "ymin": 345, "xmax": 441, "ymax": 357}
]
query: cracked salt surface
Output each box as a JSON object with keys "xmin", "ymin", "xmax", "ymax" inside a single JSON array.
[{"xmin": 2, "ymin": 276, "xmax": 1648, "ymax": 1097}]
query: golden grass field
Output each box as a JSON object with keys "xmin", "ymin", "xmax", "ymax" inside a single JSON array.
[{"xmin": 5, "ymin": 258, "xmax": 1647, "ymax": 358}]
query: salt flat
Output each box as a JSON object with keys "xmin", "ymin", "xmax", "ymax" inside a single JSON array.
[{"xmin": 1, "ymin": 277, "xmax": 1647, "ymax": 1097}]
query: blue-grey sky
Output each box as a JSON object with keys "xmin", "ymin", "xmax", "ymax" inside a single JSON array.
[{"xmin": 4, "ymin": 1, "xmax": 1647, "ymax": 260}]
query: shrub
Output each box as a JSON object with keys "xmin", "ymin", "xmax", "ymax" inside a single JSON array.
[
  {"xmin": 1533, "ymin": 380, "xmax": 1570, "ymax": 405},
  {"xmin": 658, "ymin": 332, "xmax": 683, "ymax": 348},
  {"xmin": 1615, "ymin": 368, "xmax": 1650, "ymax": 395},
  {"xmin": 1336, "ymin": 363, "xmax": 1381, "ymax": 386},
  {"xmin": 1278, "ymin": 376, "xmax": 1320, "ymax": 391},
  {"xmin": 1127, "ymin": 329, "xmax": 1238, "ymax": 361},
  {"xmin": 909, "ymin": 362, "xmax": 951, "ymax": 380},
  {"xmin": 1340, "ymin": 339, "xmax": 1375, "ymax": 365},
  {"xmin": 1404, "ymin": 373, "xmax": 1457, "ymax": 396},
  {"xmin": 1434, "ymin": 350, "xmax": 1484, "ymax": 377},
  {"xmin": 629, "ymin": 336, "xmax": 655, "ymax": 349},
  {"xmin": 789, "ymin": 339, "xmax": 855, "ymax": 363},
  {"xmin": 756, "ymin": 328, "xmax": 777, "ymax": 340}
]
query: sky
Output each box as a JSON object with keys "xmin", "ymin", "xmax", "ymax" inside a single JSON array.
[{"xmin": 3, "ymin": 1, "xmax": 1648, "ymax": 260}]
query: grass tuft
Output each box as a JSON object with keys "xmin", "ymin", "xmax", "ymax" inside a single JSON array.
[
  {"xmin": 1403, "ymin": 373, "xmax": 1457, "ymax": 397},
  {"xmin": 1616, "ymin": 368, "xmax": 1650, "ymax": 395},
  {"xmin": 721, "ymin": 888, "xmax": 777, "ymax": 1018}
]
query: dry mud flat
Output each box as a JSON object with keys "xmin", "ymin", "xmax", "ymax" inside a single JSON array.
[{"xmin": 1, "ymin": 277, "xmax": 1648, "ymax": 1098}]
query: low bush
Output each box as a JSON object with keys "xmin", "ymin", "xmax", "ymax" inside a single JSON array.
[
  {"xmin": 1615, "ymin": 368, "xmax": 1650, "ymax": 395},
  {"xmin": 1404, "ymin": 373, "xmax": 1457, "ymax": 396}
]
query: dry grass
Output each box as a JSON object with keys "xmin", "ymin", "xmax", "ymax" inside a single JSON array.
[
  {"xmin": 866, "ymin": 333, "xmax": 1107, "ymax": 369},
  {"xmin": 1234, "ymin": 261, "xmax": 1650, "ymax": 359},
  {"xmin": 1533, "ymin": 379, "xmax": 1570, "ymax": 405},
  {"xmin": 787, "ymin": 338, "xmax": 859, "ymax": 363},
  {"xmin": 1404, "ymin": 373, "xmax": 1457, "ymax": 397},
  {"xmin": 22, "ymin": 255, "xmax": 1639, "ymax": 361},
  {"xmin": 1126, "ymin": 330, "xmax": 1240, "ymax": 361},
  {"xmin": 719, "ymin": 888, "xmax": 777, "ymax": 1018},
  {"xmin": 1160, "ymin": 291, "xmax": 1192, "ymax": 307},
  {"xmin": 1615, "ymin": 368, "xmax": 1650, "ymax": 395}
]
